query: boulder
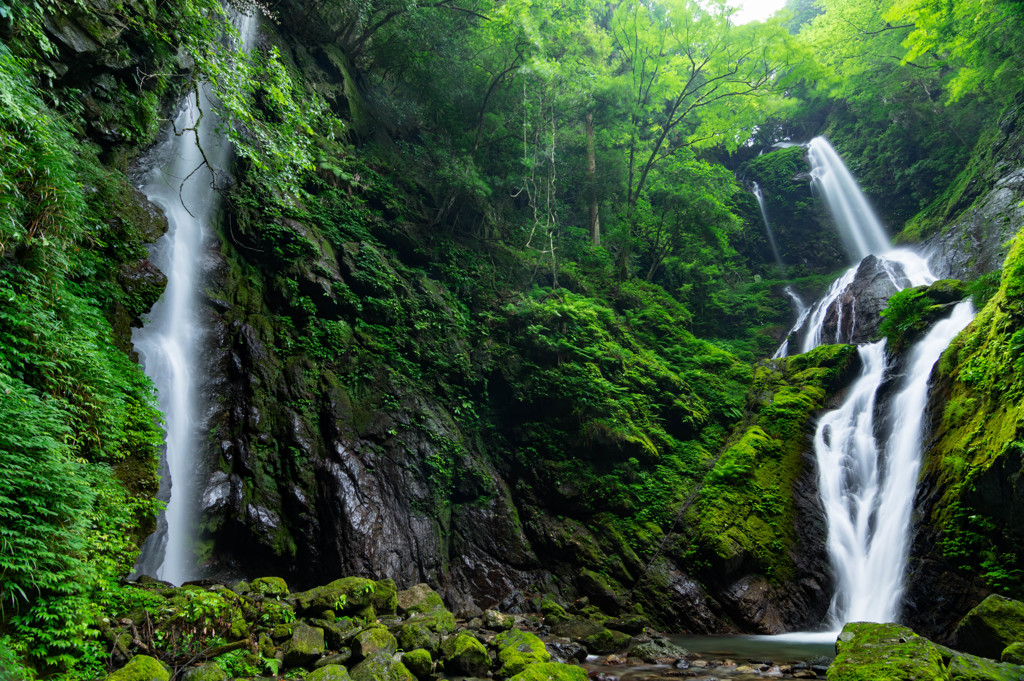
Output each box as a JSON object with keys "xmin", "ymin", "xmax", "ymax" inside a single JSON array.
[
  {"xmin": 581, "ymin": 628, "xmax": 631, "ymax": 655},
  {"xmin": 293, "ymin": 577, "xmax": 377, "ymax": 618},
  {"xmin": 626, "ymin": 635, "xmax": 689, "ymax": 663},
  {"xmin": 954, "ymin": 595, "xmax": 1024, "ymax": 660},
  {"xmin": 828, "ymin": 622, "xmax": 947, "ymax": 681},
  {"xmin": 250, "ymin": 576, "xmax": 290, "ymax": 597},
  {"xmin": 1002, "ymin": 642, "xmax": 1024, "ymax": 665},
  {"xmin": 350, "ymin": 652, "xmax": 416, "ymax": 681},
  {"xmin": 353, "ymin": 625, "xmax": 398, "ymax": 660},
  {"xmin": 283, "ymin": 621, "xmax": 326, "ymax": 667},
  {"xmin": 397, "ymin": 583, "xmax": 445, "ymax": 614},
  {"xmin": 442, "ymin": 632, "xmax": 491, "ymax": 676},
  {"xmin": 180, "ymin": 665, "xmax": 227, "ymax": 681},
  {"xmin": 494, "ymin": 629, "xmax": 551, "ymax": 678},
  {"xmin": 106, "ymin": 655, "xmax": 170, "ymax": 681},
  {"xmin": 401, "ymin": 648, "xmax": 434, "ymax": 680},
  {"xmin": 307, "ymin": 665, "xmax": 352, "ymax": 681}
]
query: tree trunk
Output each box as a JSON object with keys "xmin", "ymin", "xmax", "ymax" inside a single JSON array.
[{"xmin": 586, "ymin": 111, "xmax": 600, "ymax": 246}]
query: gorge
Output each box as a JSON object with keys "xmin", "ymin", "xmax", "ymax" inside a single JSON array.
[{"xmin": 1, "ymin": 0, "xmax": 1023, "ymax": 678}]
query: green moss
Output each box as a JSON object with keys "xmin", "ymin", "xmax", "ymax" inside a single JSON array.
[
  {"xmin": 581, "ymin": 628, "xmax": 631, "ymax": 655},
  {"xmin": 400, "ymin": 649, "xmax": 433, "ymax": 680},
  {"xmin": 829, "ymin": 622, "xmax": 947, "ymax": 681},
  {"xmin": 251, "ymin": 576, "xmax": 290, "ymax": 597},
  {"xmin": 372, "ymin": 579, "xmax": 398, "ymax": 616},
  {"xmin": 541, "ymin": 598, "xmax": 570, "ymax": 625},
  {"xmin": 353, "ymin": 626, "xmax": 398, "ymax": 659},
  {"xmin": 106, "ymin": 655, "xmax": 170, "ymax": 681},
  {"xmin": 441, "ymin": 632, "xmax": 490, "ymax": 676},
  {"xmin": 954, "ymin": 595, "xmax": 1024, "ymax": 659},
  {"xmin": 494, "ymin": 629, "xmax": 551, "ymax": 678},
  {"xmin": 307, "ymin": 665, "xmax": 353, "ymax": 681}
]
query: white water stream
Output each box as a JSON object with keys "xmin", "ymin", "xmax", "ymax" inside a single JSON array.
[
  {"xmin": 752, "ymin": 181, "xmax": 784, "ymax": 267},
  {"xmin": 771, "ymin": 137, "xmax": 977, "ymax": 630},
  {"xmin": 132, "ymin": 12, "xmax": 257, "ymax": 585}
]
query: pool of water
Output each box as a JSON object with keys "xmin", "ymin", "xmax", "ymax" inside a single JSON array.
[{"xmin": 579, "ymin": 632, "xmax": 838, "ymax": 680}]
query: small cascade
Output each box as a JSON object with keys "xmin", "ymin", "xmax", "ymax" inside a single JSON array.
[
  {"xmin": 769, "ymin": 138, "xmax": 977, "ymax": 630},
  {"xmin": 752, "ymin": 181, "xmax": 784, "ymax": 267},
  {"xmin": 773, "ymin": 287, "xmax": 809, "ymax": 359},
  {"xmin": 807, "ymin": 137, "xmax": 891, "ymax": 261},
  {"xmin": 815, "ymin": 302, "xmax": 975, "ymax": 625},
  {"xmin": 132, "ymin": 11, "xmax": 257, "ymax": 585}
]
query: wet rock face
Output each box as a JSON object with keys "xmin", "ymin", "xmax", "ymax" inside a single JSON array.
[
  {"xmin": 925, "ymin": 169, "xmax": 1024, "ymax": 280},
  {"xmin": 817, "ymin": 255, "xmax": 904, "ymax": 346}
]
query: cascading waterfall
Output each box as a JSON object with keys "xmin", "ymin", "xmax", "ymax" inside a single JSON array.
[
  {"xmin": 771, "ymin": 137, "xmax": 977, "ymax": 629},
  {"xmin": 752, "ymin": 181, "xmax": 784, "ymax": 267},
  {"xmin": 815, "ymin": 302, "xmax": 975, "ymax": 625},
  {"xmin": 807, "ymin": 137, "xmax": 891, "ymax": 261},
  {"xmin": 773, "ymin": 287, "xmax": 809, "ymax": 359},
  {"xmin": 132, "ymin": 12, "xmax": 257, "ymax": 585}
]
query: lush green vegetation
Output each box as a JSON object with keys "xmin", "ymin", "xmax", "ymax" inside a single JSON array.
[{"xmin": 2, "ymin": 0, "xmax": 1024, "ymax": 673}]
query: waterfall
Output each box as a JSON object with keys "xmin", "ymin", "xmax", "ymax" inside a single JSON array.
[
  {"xmin": 773, "ymin": 287, "xmax": 809, "ymax": 359},
  {"xmin": 752, "ymin": 181, "xmax": 784, "ymax": 267},
  {"xmin": 769, "ymin": 138, "xmax": 977, "ymax": 629},
  {"xmin": 807, "ymin": 137, "xmax": 891, "ymax": 261},
  {"xmin": 814, "ymin": 302, "xmax": 975, "ymax": 625},
  {"xmin": 132, "ymin": 12, "xmax": 257, "ymax": 585}
]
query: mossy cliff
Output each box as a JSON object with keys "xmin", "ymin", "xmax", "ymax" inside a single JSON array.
[{"xmin": 905, "ymin": 231, "xmax": 1024, "ymax": 640}]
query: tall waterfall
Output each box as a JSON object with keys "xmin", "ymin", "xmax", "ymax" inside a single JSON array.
[
  {"xmin": 752, "ymin": 181, "xmax": 784, "ymax": 267},
  {"xmin": 815, "ymin": 303, "xmax": 975, "ymax": 625},
  {"xmin": 807, "ymin": 137, "xmax": 891, "ymax": 261},
  {"xmin": 771, "ymin": 138, "xmax": 977, "ymax": 628},
  {"xmin": 132, "ymin": 12, "xmax": 257, "ymax": 585}
]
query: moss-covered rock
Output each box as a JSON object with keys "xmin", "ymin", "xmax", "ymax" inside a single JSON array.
[
  {"xmin": 293, "ymin": 577, "xmax": 378, "ymax": 618},
  {"xmin": 541, "ymin": 598, "xmax": 569, "ymax": 625},
  {"xmin": 106, "ymin": 655, "xmax": 170, "ymax": 681},
  {"xmin": 283, "ymin": 621, "xmax": 326, "ymax": 667},
  {"xmin": 401, "ymin": 648, "xmax": 434, "ymax": 680},
  {"xmin": 180, "ymin": 664, "xmax": 227, "ymax": 681},
  {"xmin": 441, "ymin": 632, "xmax": 491, "ymax": 676},
  {"xmin": 581, "ymin": 627, "xmax": 631, "ymax": 655},
  {"xmin": 373, "ymin": 579, "xmax": 399, "ymax": 616},
  {"xmin": 484, "ymin": 608, "xmax": 515, "ymax": 631},
  {"xmin": 251, "ymin": 576, "xmax": 290, "ymax": 597},
  {"xmin": 397, "ymin": 620, "xmax": 441, "ymax": 654},
  {"xmin": 507, "ymin": 662, "xmax": 589, "ymax": 681},
  {"xmin": 349, "ymin": 652, "xmax": 416, "ymax": 681},
  {"xmin": 946, "ymin": 653, "xmax": 1024, "ymax": 681},
  {"xmin": 1002, "ymin": 642, "xmax": 1024, "ymax": 665},
  {"xmin": 397, "ymin": 583, "xmax": 445, "ymax": 615},
  {"xmin": 828, "ymin": 622, "xmax": 947, "ymax": 681},
  {"xmin": 307, "ymin": 664, "xmax": 353, "ymax": 681},
  {"xmin": 954, "ymin": 595, "xmax": 1024, "ymax": 659},
  {"xmin": 353, "ymin": 625, "xmax": 398, "ymax": 660},
  {"xmin": 627, "ymin": 636, "xmax": 689, "ymax": 662},
  {"xmin": 495, "ymin": 629, "xmax": 551, "ymax": 678}
]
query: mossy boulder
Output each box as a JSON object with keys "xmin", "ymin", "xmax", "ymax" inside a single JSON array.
[
  {"xmin": 954, "ymin": 595, "xmax": 1024, "ymax": 660},
  {"xmin": 350, "ymin": 652, "xmax": 416, "ymax": 681},
  {"xmin": 250, "ymin": 576, "xmax": 290, "ymax": 597},
  {"xmin": 401, "ymin": 648, "xmax": 434, "ymax": 680},
  {"xmin": 106, "ymin": 655, "xmax": 170, "ymax": 681},
  {"xmin": 484, "ymin": 608, "xmax": 515, "ymax": 631},
  {"xmin": 441, "ymin": 632, "xmax": 491, "ymax": 676},
  {"xmin": 829, "ymin": 622, "xmax": 948, "ymax": 681},
  {"xmin": 627, "ymin": 636, "xmax": 689, "ymax": 662},
  {"xmin": 307, "ymin": 665, "xmax": 353, "ymax": 681},
  {"xmin": 1002, "ymin": 642, "xmax": 1024, "ymax": 665},
  {"xmin": 397, "ymin": 583, "xmax": 445, "ymax": 614},
  {"xmin": 283, "ymin": 621, "xmax": 326, "ymax": 667},
  {"xmin": 373, "ymin": 578, "xmax": 399, "ymax": 615},
  {"xmin": 495, "ymin": 629, "xmax": 551, "ymax": 678},
  {"xmin": 581, "ymin": 627, "xmax": 631, "ymax": 655},
  {"xmin": 180, "ymin": 664, "xmax": 227, "ymax": 681},
  {"xmin": 508, "ymin": 662, "xmax": 589, "ymax": 681},
  {"xmin": 353, "ymin": 625, "xmax": 398, "ymax": 660},
  {"xmin": 397, "ymin": 620, "xmax": 441, "ymax": 654},
  {"xmin": 541, "ymin": 598, "xmax": 569, "ymax": 625},
  {"xmin": 293, "ymin": 577, "xmax": 377, "ymax": 617},
  {"xmin": 946, "ymin": 653, "xmax": 1024, "ymax": 681}
]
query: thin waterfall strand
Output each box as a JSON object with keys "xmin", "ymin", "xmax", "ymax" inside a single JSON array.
[
  {"xmin": 752, "ymin": 181, "xmax": 784, "ymax": 267},
  {"xmin": 132, "ymin": 12, "xmax": 257, "ymax": 585}
]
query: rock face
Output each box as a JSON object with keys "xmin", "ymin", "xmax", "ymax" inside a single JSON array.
[{"xmin": 953, "ymin": 595, "xmax": 1024, "ymax": 660}]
